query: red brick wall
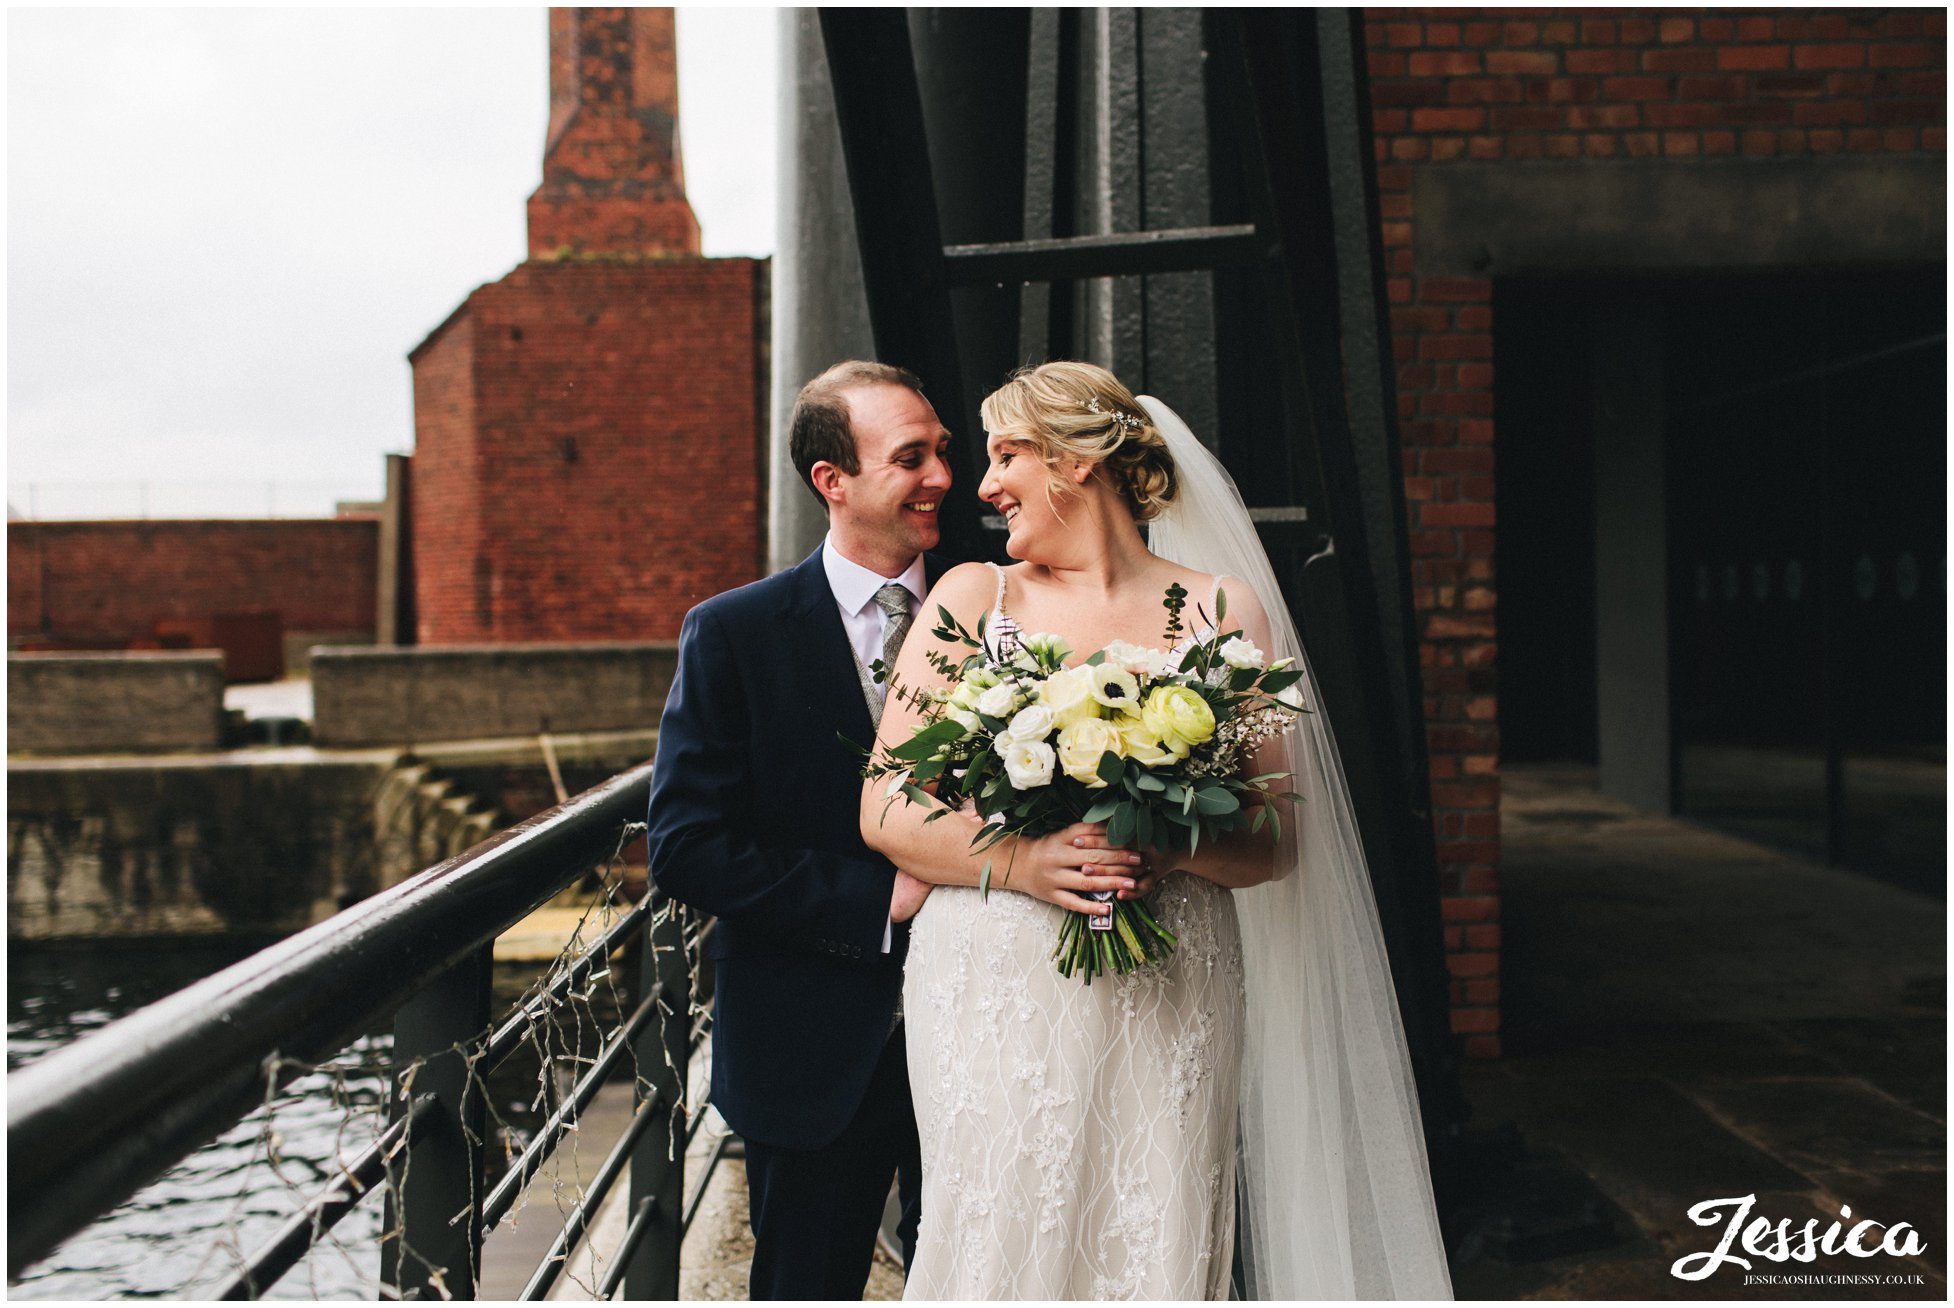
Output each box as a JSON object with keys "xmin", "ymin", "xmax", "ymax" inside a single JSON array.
[
  {"xmin": 410, "ymin": 256, "xmax": 767, "ymax": 644},
  {"xmin": 8, "ymin": 519, "xmax": 378, "ymax": 644},
  {"xmin": 1362, "ymin": 6, "xmax": 1946, "ymax": 1056}
]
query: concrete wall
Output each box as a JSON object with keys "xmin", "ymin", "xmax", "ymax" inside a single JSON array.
[
  {"xmin": 7, "ymin": 753, "xmax": 392, "ymax": 939},
  {"xmin": 312, "ymin": 643, "xmax": 680, "ymax": 747},
  {"xmin": 9, "ymin": 653, "xmax": 226, "ymax": 755},
  {"xmin": 1592, "ymin": 297, "xmax": 1673, "ymax": 812}
]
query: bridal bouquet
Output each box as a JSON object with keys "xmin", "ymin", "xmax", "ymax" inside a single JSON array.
[{"xmin": 866, "ymin": 584, "xmax": 1304, "ymax": 983}]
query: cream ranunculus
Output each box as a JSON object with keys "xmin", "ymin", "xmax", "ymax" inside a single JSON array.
[
  {"xmin": 1003, "ymin": 702, "xmax": 1054, "ymax": 744},
  {"xmin": 1055, "ymin": 718, "xmax": 1126, "ymax": 787},
  {"xmin": 1002, "ymin": 737, "xmax": 1056, "ymax": 789},
  {"xmin": 1141, "ymin": 684, "xmax": 1216, "ymax": 756},
  {"xmin": 1116, "ymin": 715, "xmax": 1179, "ymax": 768},
  {"xmin": 1219, "ymin": 636, "xmax": 1265, "ymax": 669},
  {"xmin": 1036, "ymin": 665, "xmax": 1099, "ymax": 729},
  {"xmin": 1088, "ymin": 662, "xmax": 1142, "ymax": 714}
]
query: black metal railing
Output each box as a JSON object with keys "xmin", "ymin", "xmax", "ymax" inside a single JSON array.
[{"xmin": 8, "ymin": 762, "xmax": 722, "ymax": 1300}]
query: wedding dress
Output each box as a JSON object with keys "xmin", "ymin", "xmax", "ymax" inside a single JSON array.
[
  {"xmin": 901, "ymin": 397, "xmax": 1452, "ymax": 1301},
  {"xmin": 902, "ymin": 568, "xmax": 1243, "ymax": 1300}
]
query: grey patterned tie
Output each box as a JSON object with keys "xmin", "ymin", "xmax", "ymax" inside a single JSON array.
[
  {"xmin": 869, "ymin": 584, "xmax": 914, "ymax": 728},
  {"xmin": 874, "ymin": 581, "xmax": 915, "ymax": 1027}
]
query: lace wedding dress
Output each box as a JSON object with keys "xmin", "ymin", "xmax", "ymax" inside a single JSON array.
[
  {"xmin": 902, "ymin": 397, "xmax": 1452, "ymax": 1300},
  {"xmin": 901, "ymin": 565, "xmax": 1244, "ymax": 1300}
]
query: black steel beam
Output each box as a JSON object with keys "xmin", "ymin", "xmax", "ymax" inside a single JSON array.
[
  {"xmin": 1220, "ymin": 6, "xmax": 1464, "ymax": 1150},
  {"xmin": 943, "ymin": 225, "xmax": 1267, "ymax": 286},
  {"xmin": 818, "ymin": 8, "xmax": 988, "ymax": 561}
]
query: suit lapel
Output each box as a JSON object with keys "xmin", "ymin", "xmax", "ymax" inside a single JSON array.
[{"xmin": 784, "ymin": 549, "xmax": 877, "ymax": 750}]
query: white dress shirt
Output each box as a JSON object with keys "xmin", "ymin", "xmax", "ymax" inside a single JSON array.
[
  {"xmin": 821, "ymin": 535, "xmax": 928, "ymax": 684},
  {"xmin": 821, "ymin": 534, "xmax": 926, "ymax": 953}
]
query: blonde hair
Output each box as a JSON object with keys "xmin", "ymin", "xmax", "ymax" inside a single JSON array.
[{"xmin": 979, "ymin": 361, "xmax": 1178, "ymax": 522}]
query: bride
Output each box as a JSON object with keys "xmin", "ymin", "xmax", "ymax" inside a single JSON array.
[{"xmin": 860, "ymin": 361, "xmax": 1451, "ymax": 1300}]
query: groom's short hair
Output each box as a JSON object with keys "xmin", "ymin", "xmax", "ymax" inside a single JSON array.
[{"xmin": 789, "ymin": 360, "xmax": 927, "ymax": 505}]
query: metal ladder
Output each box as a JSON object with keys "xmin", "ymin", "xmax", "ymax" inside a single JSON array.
[{"xmin": 815, "ymin": 4, "xmax": 1465, "ymax": 1193}]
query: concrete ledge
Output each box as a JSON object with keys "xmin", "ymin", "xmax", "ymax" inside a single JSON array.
[
  {"xmin": 9, "ymin": 652, "xmax": 226, "ymax": 755},
  {"xmin": 312, "ymin": 643, "xmax": 680, "ymax": 747}
]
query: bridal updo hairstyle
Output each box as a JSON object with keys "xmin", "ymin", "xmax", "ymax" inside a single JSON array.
[{"xmin": 980, "ymin": 361, "xmax": 1179, "ymax": 522}]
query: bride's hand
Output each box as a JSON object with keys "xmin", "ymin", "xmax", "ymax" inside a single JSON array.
[{"xmin": 1004, "ymin": 822, "xmax": 1147, "ymax": 918}]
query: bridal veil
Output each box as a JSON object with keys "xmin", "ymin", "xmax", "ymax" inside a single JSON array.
[{"xmin": 1138, "ymin": 395, "xmax": 1453, "ymax": 1300}]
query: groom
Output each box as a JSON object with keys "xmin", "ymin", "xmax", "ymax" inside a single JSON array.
[{"xmin": 646, "ymin": 360, "xmax": 953, "ymax": 1299}]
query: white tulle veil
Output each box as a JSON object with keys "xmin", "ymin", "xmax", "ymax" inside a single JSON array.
[{"xmin": 1138, "ymin": 394, "xmax": 1453, "ymax": 1300}]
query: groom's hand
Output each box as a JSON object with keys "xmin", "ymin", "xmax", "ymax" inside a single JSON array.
[{"xmin": 890, "ymin": 869, "xmax": 933, "ymax": 923}]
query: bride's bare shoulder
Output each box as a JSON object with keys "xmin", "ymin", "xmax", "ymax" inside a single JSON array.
[
  {"xmin": 1155, "ymin": 563, "xmax": 1269, "ymax": 631},
  {"xmin": 922, "ymin": 561, "xmax": 1000, "ymax": 613}
]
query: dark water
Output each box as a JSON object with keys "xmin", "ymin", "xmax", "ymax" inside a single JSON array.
[{"xmin": 9, "ymin": 940, "xmax": 605, "ymax": 1300}]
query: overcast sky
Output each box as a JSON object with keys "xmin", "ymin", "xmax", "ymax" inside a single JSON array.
[{"xmin": 7, "ymin": 7, "xmax": 778, "ymax": 519}]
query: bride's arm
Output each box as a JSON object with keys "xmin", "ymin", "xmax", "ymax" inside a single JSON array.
[
  {"xmin": 1161, "ymin": 579, "xmax": 1288, "ymax": 891},
  {"xmin": 860, "ymin": 564, "xmax": 1148, "ymax": 918}
]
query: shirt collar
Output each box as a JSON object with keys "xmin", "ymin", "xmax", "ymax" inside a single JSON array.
[{"xmin": 822, "ymin": 534, "xmax": 927, "ymax": 617}]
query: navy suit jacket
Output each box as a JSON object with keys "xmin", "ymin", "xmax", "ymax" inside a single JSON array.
[{"xmin": 646, "ymin": 547, "xmax": 947, "ymax": 1151}]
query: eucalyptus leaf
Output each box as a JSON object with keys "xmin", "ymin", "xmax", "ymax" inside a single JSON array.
[
  {"xmin": 1106, "ymin": 802, "xmax": 1134, "ymax": 848},
  {"xmin": 1193, "ymin": 786, "xmax": 1239, "ymax": 816},
  {"xmin": 1094, "ymin": 750, "xmax": 1126, "ymax": 788}
]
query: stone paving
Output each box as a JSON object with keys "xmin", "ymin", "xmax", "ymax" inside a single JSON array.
[{"xmin": 1448, "ymin": 764, "xmax": 1945, "ymax": 1300}]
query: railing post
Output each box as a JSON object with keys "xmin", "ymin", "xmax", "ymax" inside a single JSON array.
[
  {"xmin": 383, "ymin": 943, "xmax": 492, "ymax": 1300},
  {"xmin": 625, "ymin": 903, "xmax": 687, "ymax": 1297}
]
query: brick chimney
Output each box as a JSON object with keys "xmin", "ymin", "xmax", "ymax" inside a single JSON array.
[
  {"xmin": 406, "ymin": 7, "xmax": 766, "ymax": 647},
  {"xmin": 527, "ymin": 7, "xmax": 701, "ymax": 258}
]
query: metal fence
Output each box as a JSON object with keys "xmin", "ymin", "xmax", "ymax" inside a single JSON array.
[{"xmin": 7, "ymin": 762, "xmax": 721, "ymax": 1300}]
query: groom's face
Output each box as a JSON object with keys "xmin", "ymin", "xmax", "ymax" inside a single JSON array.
[{"xmin": 833, "ymin": 383, "xmax": 953, "ymax": 560}]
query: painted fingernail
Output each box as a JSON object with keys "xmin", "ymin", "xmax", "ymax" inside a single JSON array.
[{"xmin": 1123, "ymin": 880, "xmax": 1135, "ymax": 890}]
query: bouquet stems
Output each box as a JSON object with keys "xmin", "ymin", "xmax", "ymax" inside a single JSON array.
[{"xmin": 1051, "ymin": 896, "xmax": 1179, "ymax": 983}]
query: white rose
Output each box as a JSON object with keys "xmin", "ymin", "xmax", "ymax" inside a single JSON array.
[
  {"xmin": 1098, "ymin": 639, "xmax": 1159, "ymax": 676},
  {"xmin": 976, "ymin": 681, "xmax": 1021, "ymax": 719},
  {"xmin": 1220, "ymin": 636, "xmax": 1265, "ymax": 669},
  {"xmin": 1001, "ymin": 737, "xmax": 1055, "ymax": 789},
  {"xmin": 948, "ymin": 708, "xmax": 983, "ymax": 735},
  {"xmin": 1275, "ymin": 682, "xmax": 1305, "ymax": 711},
  {"xmin": 1003, "ymin": 703, "xmax": 1054, "ymax": 743}
]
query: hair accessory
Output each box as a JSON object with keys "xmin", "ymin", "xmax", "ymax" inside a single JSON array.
[{"xmin": 1083, "ymin": 394, "xmax": 1146, "ymax": 433}]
